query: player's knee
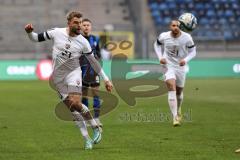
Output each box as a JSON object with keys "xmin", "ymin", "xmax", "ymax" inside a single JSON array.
[
  {"xmin": 67, "ymin": 94, "xmax": 81, "ymax": 108},
  {"xmin": 177, "ymin": 92, "xmax": 183, "ymax": 99},
  {"xmin": 176, "ymin": 87, "xmax": 183, "ymax": 95},
  {"xmin": 166, "ymin": 80, "xmax": 176, "ymax": 91},
  {"xmin": 167, "ymin": 84, "xmax": 176, "ymax": 91}
]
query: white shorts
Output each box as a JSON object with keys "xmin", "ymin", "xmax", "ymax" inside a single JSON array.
[
  {"xmin": 52, "ymin": 67, "xmax": 82, "ymax": 100},
  {"xmin": 163, "ymin": 66, "xmax": 186, "ymax": 88}
]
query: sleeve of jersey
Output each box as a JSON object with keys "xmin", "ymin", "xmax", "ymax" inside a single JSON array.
[
  {"xmin": 154, "ymin": 34, "xmax": 164, "ymax": 61},
  {"xmin": 184, "ymin": 36, "xmax": 196, "ymax": 62},
  {"xmin": 85, "ymin": 54, "xmax": 109, "ymax": 81},
  {"xmin": 184, "ymin": 46, "xmax": 196, "ymax": 62},
  {"xmin": 186, "ymin": 35, "xmax": 195, "ymax": 49},
  {"xmin": 82, "ymin": 39, "xmax": 93, "ymax": 55},
  {"xmin": 95, "ymin": 38, "xmax": 101, "ymax": 59},
  {"xmin": 27, "ymin": 29, "xmax": 55, "ymax": 42}
]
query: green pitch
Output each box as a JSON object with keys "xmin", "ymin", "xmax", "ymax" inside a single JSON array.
[{"xmin": 0, "ymin": 78, "xmax": 240, "ymax": 160}]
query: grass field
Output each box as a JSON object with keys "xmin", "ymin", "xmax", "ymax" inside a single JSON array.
[{"xmin": 0, "ymin": 78, "xmax": 240, "ymax": 160}]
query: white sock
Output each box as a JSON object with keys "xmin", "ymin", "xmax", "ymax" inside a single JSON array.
[
  {"xmin": 177, "ymin": 93, "xmax": 183, "ymax": 115},
  {"xmin": 88, "ymin": 119, "xmax": 98, "ymax": 128},
  {"xmin": 168, "ymin": 91, "xmax": 177, "ymax": 118},
  {"xmin": 81, "ymin": 103, "xmax": 89, "ymax": 113},
  {"xmin": 81, "ymin": 104, "xmax": 98, "ymax": 128},
  {"xmin": 72, "ymin": 111, "xmax": 89, "ymax": 140}
]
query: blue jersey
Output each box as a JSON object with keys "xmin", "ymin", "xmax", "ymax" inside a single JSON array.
[{"xmin": 80, "ymin": 34, "xmax": 101, "ymax": 85}]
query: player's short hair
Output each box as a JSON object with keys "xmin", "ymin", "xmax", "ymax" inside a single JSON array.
[
  {"xmin": 82, "ymin": 18, "xmax": 92, "ymax": 23},
  {"xmin": 66, "ymin": 11, "xmax": 83, "ymax": 22}
]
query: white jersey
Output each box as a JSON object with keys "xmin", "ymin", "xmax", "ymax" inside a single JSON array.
[
  {"xmin": 27, "ymin": 27, "xmax": 109, "ymax": 99},
  {"xmin": 156, "ymin": 31, "xmax": 195, "ymax": 67},
  {"xmin": 45, "ymin": 28, "xmax": 92, "ymax": 71}
]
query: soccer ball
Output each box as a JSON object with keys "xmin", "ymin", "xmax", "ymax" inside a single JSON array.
[{"xmin": 178, "ymin": 13, "xmax": 197, "ymax": 32}]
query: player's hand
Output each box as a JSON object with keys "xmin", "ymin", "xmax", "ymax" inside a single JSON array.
[
  {"xmin": 179, "ymin": 59, "xmax": 186, "ymax": 66},
  {"xmin": 105, "ymin": 80, "xmax": 113, "ymax": 92},
  {"xmin": 160, "ymin": 58, "xmax": 167, "ymax": 65},
  {"xmin": 25, "ymin": 24, "xmax": 34, "ymax": 33}
]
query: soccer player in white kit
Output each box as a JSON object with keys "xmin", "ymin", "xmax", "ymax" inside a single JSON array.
[
  {"xmin": 24, "ymin": 11, "xmax": 113, "ymax": 149},
  {"xmin": 154, "ymin": 20, "xmax": 196, "ymax": 126}
]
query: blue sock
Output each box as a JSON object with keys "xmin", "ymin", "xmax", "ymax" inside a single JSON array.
[
  {"xmin": 82, "ymin": 97, "xmax": 89, "ymax": 107},
  {"xmin": 93, "ymin": 96, "xmax": 101, "ymax": 118}
]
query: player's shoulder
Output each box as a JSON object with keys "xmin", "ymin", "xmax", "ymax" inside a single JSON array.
[
  {"xmin": 89, "ymin": 34, "xmax": 97, "ymax": 38},
  {"xmin": 78, "ymin": 34, "xmax": 88, "ymax": 41},
  {"xmin": 158, "ymin": 31, "xmax": 171, "ymax": 38},
  {"xmin": 77, "ymin": 34, "xmax": 90, "ymax": 45},
  {"xmin": 47, "ymin": 27, "xmax": 65, "ymax": 34},
  {"xmin": 90, "ymin": 34, "xmax": 100, "ymax": 41},
  {"xmin": 54, "ymin": 27, "xmax": 67, "ymax": 33},
  {"xmin": 160, "ymin": 31, "xmax": 171, "ymax": 36}
]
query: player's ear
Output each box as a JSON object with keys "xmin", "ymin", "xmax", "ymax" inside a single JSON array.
[{"xmin": 67, "ymin": 19, "xmax": 71, "ymax": 26}]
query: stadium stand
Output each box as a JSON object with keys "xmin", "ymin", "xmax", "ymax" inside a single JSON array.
[
  {"xmin": 0, "ymin": 0, "xmax": 239, "ymax": 59},
  {"xmin": 0, "ymin": 0, "xmax": 132, "ymax": 59},
  {"xmin": 148, "ymin": 0, "xmax": 240, "ymax": 40}
]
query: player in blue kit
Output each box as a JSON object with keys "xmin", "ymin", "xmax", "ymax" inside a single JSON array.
[{"xmin": 79, "ymin": 19, "xmax": 103, "ymax": 127}]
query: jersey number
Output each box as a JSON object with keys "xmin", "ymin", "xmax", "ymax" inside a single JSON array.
[
  {"xmin": 169, "ymin": 46, "xmax": 179, "ymax": 57},
  {"xmin": 61, "ymin": 50, "xmax": 72, "ymax": 58}
]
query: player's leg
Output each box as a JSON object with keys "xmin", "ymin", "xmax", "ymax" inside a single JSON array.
[
  {"xmin": 91, "ymin": 85, "xmax": 102, "ymax": 127},
  {"xmin": 63, "ymin": 67, "xmax": 98, "ymax": 127},
  {"xmin": 63, "ymin": 67, "xmax": 101, "ymax": 146},
  {"xmin": 53, "ymin": 74, "xmax": 93, "ymax": 149},
  {"xmin": 165, "ymin": 79, "xmax": 179, "ymax": 126},
  {"xmin": 63, "ymin": 93, "xmax": 98, "ymax": 128},
  {"xmin": 82, "ymin": 84, "xmax": 89, "ymax": 107},
  {"xmin": 164, "ymin": 67, "xmax": 180, "ymax": 126},
  {"xmin": 176, "ymin": 86, "xmax": 183, "ymax": 121},
  {"xmin": 63, "ymin": 93, "xmax": 102, "ymax": 144},
  {"xmin": 57, "ymin": 89, "xmax": 93, "ymax": 149},
  {"xmin": 175, "ymin": 69, "xmax": 186, "ymax": 123},
  {"xmin": 71, "ymin": 110, "xmax": 92, "ymax": 149}
]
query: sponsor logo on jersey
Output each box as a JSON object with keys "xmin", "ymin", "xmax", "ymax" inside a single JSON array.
[{"xmin": 65, "ymin": 43, "xmax": 71, "ymax": 49}]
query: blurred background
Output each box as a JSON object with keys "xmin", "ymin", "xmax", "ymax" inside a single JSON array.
[{"xmin": 0, "ymin": 0, "xmax": 239, "ymax": 80}]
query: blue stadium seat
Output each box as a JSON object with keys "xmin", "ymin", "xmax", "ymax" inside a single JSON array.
[
  {"xmin": 225, "ymin": 10, "xmax": 234, "ymax": 18},
  {"xmin": 158, "ymin": 3, "xmax": 168, "ymax": 10},
  {"xmin": 199, "ymin": 17, "xmax": 208, "ymax": 25},
  {"xmin": 163, "ymin": 17, "xmax": 171, "ymax": 25},
  {"xmin": 149, "ymin": 2, "xmax": 158, "ymax": 11},
  {"xmin": 206, "ymin": 10, "xmax": 216, "ymax": 18},
  {"xmin": 217, "ymin": 10, "xmax": 225, "ymax": 18},
  {"xmin": 148, "ymin": 0, "xmax": 240, "ymax": 40},
  {"xmin": 195, "ymin": 3, "xmax": 204, "ymax": 11},
  {"xmin": 224, "ymin": 31, "xmax": 233, "ymax": 40}
]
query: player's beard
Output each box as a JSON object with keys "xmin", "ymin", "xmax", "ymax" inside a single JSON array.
[
  {"xmin": 173, "ymin": 29, "xmax": 179, "ymax": 34},
  {"xmin": 172, "ymin": 28, "xmax": 180, "ymax": 37},
  {"xmin": 71, "ymin": 27, "xmax": 81, "ymax": 36}
]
